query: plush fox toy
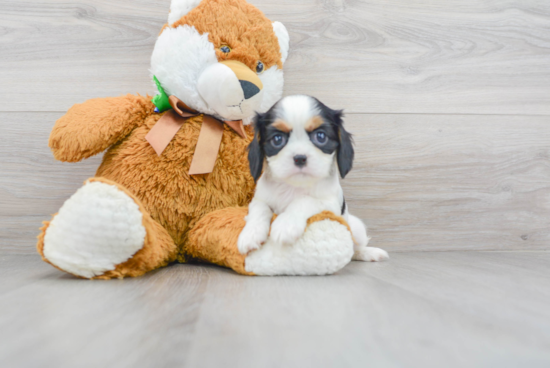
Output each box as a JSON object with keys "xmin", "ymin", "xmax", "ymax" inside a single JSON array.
[{"xmin": 37, "ymin": 0, "xmax": 357, "ymax": 278}]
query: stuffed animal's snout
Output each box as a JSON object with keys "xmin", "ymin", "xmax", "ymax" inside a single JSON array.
[{"xmin": 198, "ymin": 60, "xmax": 264, "ymax": 121}]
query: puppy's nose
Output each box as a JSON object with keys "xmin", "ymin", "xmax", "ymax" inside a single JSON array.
[
  {"xmin": 294, "ymin": 155, "xmax": 307, "ymax": 168},
  {"xmin": 240, "ymin": 80, "xmax": 261, "ymax": 99}
]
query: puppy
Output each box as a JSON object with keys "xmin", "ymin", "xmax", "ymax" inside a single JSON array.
[{"xmin": 238, "ymin": 95, "xmax": 389, "ymax": 262}]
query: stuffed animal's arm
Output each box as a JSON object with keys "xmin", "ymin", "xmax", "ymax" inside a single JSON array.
[{"xmin": 49, "ymin": 94, "xmax": 155, "ymax": 162}]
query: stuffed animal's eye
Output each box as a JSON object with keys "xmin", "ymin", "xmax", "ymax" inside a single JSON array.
[
  {"xmin": 220, "ymin": 46, "xmax": 231, "ymax": 53},
  {"xmin": 256, "ymin": 61, "xmax": 265, "ymax": 74},
  {"xmin": 312, "ymin": 130, "xmax": 328, "ymax": 146},
  {"xmin": 270, "ymin": 134, "xmax": 286, "ymax": 148}
]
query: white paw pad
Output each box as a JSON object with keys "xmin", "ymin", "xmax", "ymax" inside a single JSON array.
[
  {"xmin": 353, "ymin": 247, "xmax": 389, "ymax": 262},
  {"xmin": 43, "ymin": 181, "xmax": 146, "ymax": 278}
]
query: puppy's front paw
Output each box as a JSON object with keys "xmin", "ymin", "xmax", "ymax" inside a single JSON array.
[
  {"xmin": 353, "ymin": 247, "xmax": 389, "ymax": 262},
  {"xmin": 270, "ymin": 213, "xmax": 307, "ymax": 245},
  {"xmin": 238, "ymin": 224, "xmax": 269, "ymax": 255}
]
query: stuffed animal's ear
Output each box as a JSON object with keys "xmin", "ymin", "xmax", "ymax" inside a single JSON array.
[
  {"xmin": 334, "ymin": 110, "xmax": 354, "ymax": 178},
  {"xmin": 248, "ymin": 113, "xmax": 266, "ymax": 182},
  {"xmin": 272, "ymin": 22, "xmax": 290, "ymax": 64},
  {"xmin": 168, "ymin": 0, "xmax": 203, "ymax": 25}
]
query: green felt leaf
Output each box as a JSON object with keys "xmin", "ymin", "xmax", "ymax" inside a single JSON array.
[{"xmin": 151, "ymin": 76, "xmax": 171, "ymax": 112}]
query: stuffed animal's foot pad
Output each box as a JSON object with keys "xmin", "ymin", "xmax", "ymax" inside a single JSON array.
[
  {"xmin": 353, "ymin": 247, "xmax": 389, "ymax": 262},
  {"xmin": 43, "ymin": 181, "xmax": 146, "ymax": 278}
]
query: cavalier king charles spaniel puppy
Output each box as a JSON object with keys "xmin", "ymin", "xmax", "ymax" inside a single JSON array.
[{"xmin": 238, "ymin": 95, "xmax": 389, "ymax": 262}]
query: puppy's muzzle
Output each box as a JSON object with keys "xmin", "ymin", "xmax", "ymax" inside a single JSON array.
[{"xmin": 294, "ymin": 155, "xmax": 307, "ymax": 168}]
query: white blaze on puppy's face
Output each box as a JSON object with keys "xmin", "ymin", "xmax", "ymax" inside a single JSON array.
[
  {"xmin": 267, "ymin": 96, "xmax": 335, "ymax": 186},
  {"xmin": 247, "ymin": 95, "xmax": 354, "ymax": 189}
]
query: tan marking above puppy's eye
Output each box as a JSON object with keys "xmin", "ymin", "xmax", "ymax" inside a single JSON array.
[
  {"xmin": 305, "ymin": 116, "xmax": 325, "ymax": 132},
  {"xmin": 272, "ymin": 119, "xmax": 292, "ymax": 133}
]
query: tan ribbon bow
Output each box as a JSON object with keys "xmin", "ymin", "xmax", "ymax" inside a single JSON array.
[{"xmin": 145, "ymin": 96, "xmax": 246, "ymax": 175}]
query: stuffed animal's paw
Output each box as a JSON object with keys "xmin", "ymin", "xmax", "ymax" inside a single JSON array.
[
  {"xmin": 238, "ymin": 223, "xmax": 269, "ymax": 255},
  {"xmin": 353, "ymin": 247, "xmax": 389, "ymax": 262},
  {"xmin": 270, "ymin": 213, "xmax": 307, "ymax": 245},
  {"xmin": 42, "ymin": 180, "xmax": 147, "ymax": 278}
]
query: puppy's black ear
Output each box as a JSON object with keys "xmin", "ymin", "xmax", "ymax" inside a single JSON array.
[
  {"xmin": 248, "ymin": 112, "xmax": 265, "ymax": 182},
  {"xmin": 334, "ymin": 110, "xmax": 354, "ymax": 178}
]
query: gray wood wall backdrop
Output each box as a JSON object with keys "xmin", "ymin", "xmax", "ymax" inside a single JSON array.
[{"xmin": 1, "ymin": 0, "xmax": 549, "ymax": 254}]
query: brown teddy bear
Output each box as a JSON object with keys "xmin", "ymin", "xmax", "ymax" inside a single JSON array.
[{"xmin": 37, "ymin": 0, "xmax": 360, "ymax": 279}]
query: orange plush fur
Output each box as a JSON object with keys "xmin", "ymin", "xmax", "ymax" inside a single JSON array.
[
  {"xmin": 170, "ymin": 0, "xmax": 283, "ymax": 71},
  {"xmin": 37, "ymin": 0, "xmax": 352, "ymax": 278},
  {"xmin": 37, "ymin": 91, "xmax": 349, "ymax": 277},
  {"xmin": 39, "ymin": 93, "xmax": 256, "ymax": 273}
]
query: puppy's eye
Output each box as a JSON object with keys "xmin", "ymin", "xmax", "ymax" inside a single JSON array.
[
  {"xmin": 270, "ymin": 134, "xmax": 286, "ymax": 148},
  {"xmin": 311, "ymin": 130, "xmax": 328, "ymax": 146},
  {"xmin": 256, "ymin": 61, "xmax": 265, "ymax": 74},
  {"xmin": 220, "ymin": 46, "xmax": 231, "ymax": 53}
]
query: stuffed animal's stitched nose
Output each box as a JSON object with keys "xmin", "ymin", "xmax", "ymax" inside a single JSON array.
[
  {"xmin": 294, "ymin": 155, "xmax": 307, "ymax": 168},
  {"xmin": 240, "ymin": 80, "xmax": 261, "ymax": 100}
]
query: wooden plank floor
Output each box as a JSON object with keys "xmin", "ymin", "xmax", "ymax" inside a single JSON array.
[{"xmin": 1, "ymin": 252, "xmax": 549, "ymax": 368}]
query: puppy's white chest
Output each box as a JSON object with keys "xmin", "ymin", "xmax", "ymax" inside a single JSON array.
[
  {"xmin": 265, "ymin": 185, "xmax": 307, "ymax": 214},
  {"xmin": 260, "ymin": 179, "xmax": 342, "ymax": 216}
]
